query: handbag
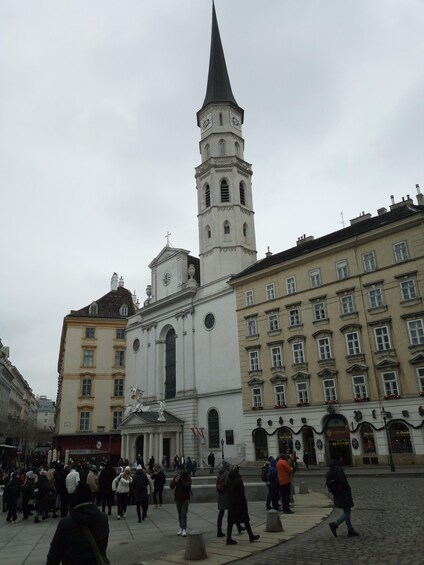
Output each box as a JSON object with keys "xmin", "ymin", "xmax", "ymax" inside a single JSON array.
[{"xmin": 81, "ymin": 525, "xmax": 110, "ymax": 565}]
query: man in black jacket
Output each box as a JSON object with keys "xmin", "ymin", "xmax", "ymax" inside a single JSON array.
[{"xmin": 46, "ymin": 482, "xmax": 109, "ymax": 564}]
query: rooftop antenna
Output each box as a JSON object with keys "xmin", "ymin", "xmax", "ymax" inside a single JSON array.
[{"xmin": 340, "ymin": 212, "xmax": 345, "ymax": 228}]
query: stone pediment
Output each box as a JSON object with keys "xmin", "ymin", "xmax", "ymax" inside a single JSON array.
[
  {"xmin": 317, "ymin": 368, "xmax": 338, "ymax": 378},
  {"xmin": 410, "ymin": 353, "xmax": 424, "ymax": 365},
  {"xmin": 346, "ymin": 363, "xmax": 368, "ymax": 374},
  {"xmin": 121, "ymin": 410, "xmax": 184, "ymax": 428},
  {"xmin": 375, "ymin": 358, "xmax": 400, "ymax": 369},
  {"xmin": 291, "ymin": 371, "xmax": 310, "ymax": 381},
  {"xmin": 247, "ymin": 376, "xmax": 264, "ymax": 386},
  {"xmin": 148, "ymin": 246, "xmax": 191, "ymax": 269}
]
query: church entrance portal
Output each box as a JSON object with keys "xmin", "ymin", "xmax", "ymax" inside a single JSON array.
[{"xmin": 302, "ymin": 427, "xmax": 317, "ymax": 465}]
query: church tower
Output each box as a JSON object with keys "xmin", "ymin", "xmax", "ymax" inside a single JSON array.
[{"xmin": 195, "ymin": 4, "xmax": 257, "ymax": 286}]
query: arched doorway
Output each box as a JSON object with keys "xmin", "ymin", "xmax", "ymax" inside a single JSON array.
[
  {"xmin": 277, "ymin": 427, "xmax": 293, "ymax": 455},
  {"xmin": 360, "ymin": 423, "xmax": 376, "ymax": 454},
  {"xmin": 302, "ymin": 427, "xmax": 317, "ymax": 465},
  {"xmin": 325, "ymin": 415, "xmax": 352, "ymax": 465},
  {"xmin": 253, "ymin": 428, "xmax": 268, "ymax": 461}
]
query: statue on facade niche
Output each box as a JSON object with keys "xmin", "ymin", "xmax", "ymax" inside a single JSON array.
[{"xmin": 128, "ymin": 386, "xmax": 144, "ymax": 413}]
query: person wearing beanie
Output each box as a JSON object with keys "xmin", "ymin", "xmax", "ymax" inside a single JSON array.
[
  {"xmin": 98, "ymin": 461, "xmax": 116, "ymax": 516},
  {"xmin": 46, "ymin": 482, "xmax": 109, "ymax": 564}
]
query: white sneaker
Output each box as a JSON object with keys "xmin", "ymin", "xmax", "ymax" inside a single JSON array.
[
  {"xmin": 177, "ymin": 528, "xmax": 182, "ymax": 536},
  {"xmin": 117, "ymin": 516, "xmax": 121, "ymax": 520},
  {"xmin": 182, "ymin": 529, "xmax": 187, "ymax": 537},
  {"xmin": 123, "ymin": 513, "xmax": 126, "ymax": 518}
]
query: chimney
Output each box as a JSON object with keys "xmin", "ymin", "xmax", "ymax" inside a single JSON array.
[
  {"xmin": 296, "ymin": 234, "xmax": 314, "ymax": 246},
  {"xmin": 265, "ymin": 246, "xmax": 273, "ymax": 257},
  {"xmin": 110, "ymin": 272, "xmax": 119, "ymax": 291},
  {"xmin": 118, "ymin": 276, "xmax": 125, "ymax": 288},
  {"xmin": 350, "ymin": 211, "xmax": 372, "ymax": 225},
  {"xmin": 377, "ymin": 207, "xmax": 387, "ymax": 216},
  {"xmin": 416, "ymin": 184, "xmax": 424, "ymax": 206}
]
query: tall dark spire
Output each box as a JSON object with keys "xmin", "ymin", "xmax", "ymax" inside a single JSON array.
[{"xmin": 198, "ymin": 3, "xmax": 243, "ymax": 120}]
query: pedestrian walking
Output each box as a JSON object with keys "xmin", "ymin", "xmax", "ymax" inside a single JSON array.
[
  {"xmin": 170, "ymin": 464, "xmax": 192, "ymax": 537},
  {"xmin": 225, "ymin": 465, "xmax": 260, "ymax": 545},
  {"xmin": 303, "ymin": 451, "xmax": 310, "ymax": 469},
  {"xmin": 87, "ymin": 466, "xmax": 99, "ymax": 503},
  {"xmin": 112, "ymin": 466, "xmax": 132, "ymax": 520},
  {"xmin": 98, "ymin": 461, "xmax": 116, "ymax": 516},
  {"xmin": 216, "ymin": 461, "xmax": 245, "ymax": 538},
  {"xmin": 133, "ymin": 466, "xmax": 149, "ymax": 522},
  {"xmin": 34, "ymin": 469, "xmax": 50, "ymax": 522},
  {"xmin": 151, "ymin": 465, "xmax": 166, "ymax": 508},
  {"xmin": 185, "ymin": 456, "xmax": 193, "ymax": 476},
  {"xmin": 326, "ymin": 458, "xmax": 359, "ymax": 538}
]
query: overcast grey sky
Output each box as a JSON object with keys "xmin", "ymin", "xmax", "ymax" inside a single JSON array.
[{"xmin": 1, "ymin": 0, "xmax": 423, "ymax": 400}]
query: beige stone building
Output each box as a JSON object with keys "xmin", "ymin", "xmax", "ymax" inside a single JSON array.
[
  {"xmin": 55, "ymin": 274, "xmax": 137, "ymax": 464},
  {"xmin": 230, "ymin": 193, "xmax": 424, "ymax": 466}
]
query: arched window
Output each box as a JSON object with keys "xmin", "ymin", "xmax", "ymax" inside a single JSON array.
[
  {"xmin": 360, "ymin": 423, "xmax": 376, "ymax": 453},
  {"xmin": 235, "ymin": 142, "xmax": 240, "ymax": 156},
  {"xmin": 120, "ymin": 304, "xmax": 128, "ymax": 316},
  {"xmin": 219, "ymin": 112, "xmax": 223, "ymax": 126},
  {"xmin": 219, "ymin": 139, "xmax": 226, "ymax": 156},
  {"xmin": 208, "ymin": 409, "xmax": 220, "ymax": 449},
  {"xmin": 205, "ymin": 144, "xmax": 210, "ymax": 160},
  {"xmin": 389, "ymin": 422, "xmax": 412, "ymax": 453},
  {"xmin": 278, "ymin": 427, "xmax": 293, "ymax": 454},
  {"xmin": 224, "ymin": 221, "xmax": 230, "ymax": 235},
  {"xmin": 220, "ymin": 179, "xmax": 229, "ymax": 202},
  {"xmin": 165, "ymin": 329, "xmax": 176, "ymax": 399},
  {"xmin": 243, "ymin": 222, "xmax": 248, "ymax": 238},
  {"xmin": 205, "ymin": 184, "xmax": 211, "ymax": 208},
  {"xmin": 239, "ymin": 182, "xmax": 246, "ymax": 205}
]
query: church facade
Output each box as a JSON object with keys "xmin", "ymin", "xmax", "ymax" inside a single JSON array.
[{"xmin": 120, "ymin": 5, "xmax": 257, "ymax": 467}]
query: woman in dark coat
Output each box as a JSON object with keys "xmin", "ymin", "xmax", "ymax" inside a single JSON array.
[
  {"xmin": 133, "ymin": 466, "xmax": 149, "ymax": 522},
  {"xmin": 34, "ymin": 469, "xmax": 50, "ymax": 522},
  {"xmin": 226, "ymin": 465, "xmax": 260, "ymax": 545},
  {"xmin": 326, "ymin": 458, "xmax": 359, "ymax": 537},
  {"xmin": 98, "ymin": 461, "xmax": 116, "ymax": 516},
  {"xmin": 4, "ymin": 472, "xmax": 20, "ymax": 523},
  {"xmin": 151, "ymin": 465, "xmax": 166, "ymax": 508}
]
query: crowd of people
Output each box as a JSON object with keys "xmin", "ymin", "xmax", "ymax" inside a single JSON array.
[{"xmin": 0, "ymin": 456, "xmax": 169, "ymax": 525}]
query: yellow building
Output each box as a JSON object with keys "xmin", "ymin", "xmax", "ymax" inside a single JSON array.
[
  {"xmin": 55, "ymin": 273, "xmax": 137, "ymax": 464},
  {"xmin": 230, "ymin": 193, "xmax": 424, "ymax": 466}
]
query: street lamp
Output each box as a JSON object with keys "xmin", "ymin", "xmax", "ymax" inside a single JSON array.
[
  {"xmin": 381, "ymin": 408, "xmax": 395, "ymax": 472},
  {"xmin": 220, "ymin": 438, "xmax": 225, "ymax": 461}
]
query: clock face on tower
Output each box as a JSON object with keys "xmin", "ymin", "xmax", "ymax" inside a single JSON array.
[
  {"xmin": 162, "ymin": 272, "xmax": 171, "ymax": 286},
  {"xmin": 201, "ymin": 112, "xmax": 213, "ymax": 132},
  {"xmin": 230, "ymin": 111, "xmax": 241, "ymax": 129}
]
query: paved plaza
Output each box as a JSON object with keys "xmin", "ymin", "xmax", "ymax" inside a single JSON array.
[{"xmin": 0, "ymin": 468, "xmax": 422, "ymax": 564}]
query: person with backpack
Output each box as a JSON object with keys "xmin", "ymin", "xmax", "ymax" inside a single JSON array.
[
  {"xmin": 267, "ymin": 457, "xmax": 280, "ymax": 511},
  {"xmin": 133, "ymin": 466, "xmax": 150, "ymax": 522},
  {"xmin": 326, "ymin": 458, "xmax": 359, "ymax": 538}
]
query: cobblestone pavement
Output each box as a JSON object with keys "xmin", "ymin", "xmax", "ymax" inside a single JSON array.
[{"xmin": 240, "ymin": 476, "xmax": 424, "ymax": 565}]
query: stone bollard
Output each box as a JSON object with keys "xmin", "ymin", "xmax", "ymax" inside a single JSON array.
[
  {"xmin": 298, "ymin": 481, "xmax": 309, "ymax": 494},
  {"xmin": 265, "ymin": 509, "xmax": 284, "ymax": 532},
  {"xmin": 184, "ymin": 530, "xmax": 207, "ymax": 561}
]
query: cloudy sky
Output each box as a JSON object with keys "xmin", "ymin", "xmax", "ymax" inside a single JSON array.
[{"xmin": 1, "ymin": 0, "xmax": 423, "ymax": 400}]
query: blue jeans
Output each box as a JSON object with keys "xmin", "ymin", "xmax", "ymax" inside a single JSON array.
[{"xmin": 334, "ymin": 507, "xmax": 353, "ymax": 530}]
